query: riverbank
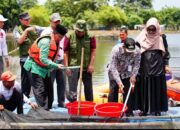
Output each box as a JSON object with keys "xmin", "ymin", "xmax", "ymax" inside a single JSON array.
[{"xmin": 6, "ymin": 30, "xmax": 180, "ymax": 38}]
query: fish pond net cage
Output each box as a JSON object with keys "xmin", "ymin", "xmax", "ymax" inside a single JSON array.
[{"xmin": 1, "ymin": 108, "xmax": 180, "ymax": 129}]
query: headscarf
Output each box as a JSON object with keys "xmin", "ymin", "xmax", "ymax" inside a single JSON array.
[{"xmin": 136, "ymin": 17, "xmax": 165, "ymax": 53}]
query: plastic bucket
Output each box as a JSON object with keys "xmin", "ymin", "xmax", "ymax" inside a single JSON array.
[
  {"xmin": 65, "ymin": 101, "xmax": 96, "ymax": 116},
  {"xmin": 94, "ymin": 102, "xmax": 128, "ymax": 117}
]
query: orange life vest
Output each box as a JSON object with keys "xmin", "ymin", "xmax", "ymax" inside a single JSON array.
[{"xmin": 28, "ymin": 35, "xmax": 57, "ymax": 67}]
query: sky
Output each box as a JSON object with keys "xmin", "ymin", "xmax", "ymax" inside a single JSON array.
[{"xmin": 37, "ymin": 0, "xmax": 180, "ymax": 11}]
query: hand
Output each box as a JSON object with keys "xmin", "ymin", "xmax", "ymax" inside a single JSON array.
[
  {"xmin": 130, "ymin": 76, "xmax": 136, "ymax": 86},
  {"xmin": 57, "ymin": 64, "xmax": 64, "ymax": 69},
  {"xmin": 0, "ymin": 105, "xmax": 4, "ymax": 111},
  {"xmin": 87, "ymin": 65, "xmax": 94, "ymax": 74},
  {"xmin": 165, "ymin": 65, "xmax": 172, "ymax": 74},
  {"xmin": 25, "ymin": 26, "xmax": 36, "ymax": 33},
  {"xmin": 118, "ymin": 82, "xmax": 124, "ymax": 93},
  {"xmin": 131, "ymin": 84, "xmax": 135, "ymax": 93},
  {"xmin": 28, "ymin": 102, "xmax": 38, "ymax": 110}
]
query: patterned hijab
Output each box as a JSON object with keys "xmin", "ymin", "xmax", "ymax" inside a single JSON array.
[{"xmin": 136, "ymin": 17, "xmax": 165, "ymax": 53}]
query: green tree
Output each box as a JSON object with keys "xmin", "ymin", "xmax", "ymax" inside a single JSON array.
[
  {"xmin": 97, "ymin": 6, "xmax": 127, "ymax": 29},
  {"xmin": 0, "ymin": 0, "xmax": 22, "ymax": 30},
  {"xmin": 28, "ymin": 6, "xmax": 50, "ymax": 26},
  {"xmin": 138, "ymin": 9, "xmax": 157, "ymax": 24},
  {"xmin": 127, "ymin": 14, "xmax": 143, "ymax": 29},
  {"xmin": 18, "ymin": 0, "xmax": 38, "ymax": 10}
]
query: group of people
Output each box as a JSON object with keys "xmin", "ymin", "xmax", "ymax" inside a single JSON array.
[
  {"xmin": 0, "ymin": 12, "xmax": 96, "ymax": 114},
  {"xmin": 0, "ymin": 11, "xmax": 171, "ymax": 117},
  {"xmin": 108, "ymin": 17, "xmax": 171, "ymax": 116}
]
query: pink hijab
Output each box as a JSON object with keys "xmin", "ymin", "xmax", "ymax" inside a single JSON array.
[{"xmin": 136, "ymin": 17, "xmax": 165, "ymax": 53}]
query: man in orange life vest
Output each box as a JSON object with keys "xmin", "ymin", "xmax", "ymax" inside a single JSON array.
[{"xmin": 24, "ymin": 24, "xmax": 67, "ymax": 110}]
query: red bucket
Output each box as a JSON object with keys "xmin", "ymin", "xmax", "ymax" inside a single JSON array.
[
  {"xmin": 65, "ymin": 101, "xmax": 96, "ymax": 116},
  {"xmin": 94, "ymin": 102, "xmax": 128, "ymax": 117}
]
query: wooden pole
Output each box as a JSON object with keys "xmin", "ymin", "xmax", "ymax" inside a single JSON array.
[{"xmin": 77, "ymin": 48, "xmax": 84, "ymax": 116}]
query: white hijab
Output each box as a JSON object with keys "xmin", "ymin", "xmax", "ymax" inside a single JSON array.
[{"xmin": 136, "ymin": 17, "xmax": 165, "ymax": 53}]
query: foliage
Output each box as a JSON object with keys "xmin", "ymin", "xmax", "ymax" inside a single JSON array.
[
  {"xmin": 27, "ymin": 6, "xmax": 50, "ymax": 26},
  {"xmin": 0, "ymin": 0, "xmax": 22, "ymax": 30},
  {"xmin": 137, "ymin": 9, "xmax": 157, "ymax": 24},
  {"xmin": 96, "ymin": 6, "xmax": 127, "ymax": 29},
  {"xmin": 0, "ymin": 0, "xmax": 179, "ymax": 30},
  {"xmin": 18, "ymin": 0, "xmax": 38, "ymax": 10},
  {"xmin": 127, "ymin": 14, "xmax": 143, "ymax": 29}
]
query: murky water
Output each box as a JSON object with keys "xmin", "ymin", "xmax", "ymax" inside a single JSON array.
[{"xmin": 6, "ymin": 33, "xmax": 180, "ymax": 85}]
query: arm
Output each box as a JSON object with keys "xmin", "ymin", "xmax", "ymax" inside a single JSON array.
[
  {"xmin": 130, "ymin": 51, "xmax": 141, "ymax": 85},
  {"xmin": 162, "ymin": 34, "xmax": 171, "ymax": 73},
  {"xmin": 38, "ymin": 38, "xmax": 59, "ymax": 69},
  {"xmin": 1, "ymin": 31, "xmax": 9, "ymax": 67},
  {"xmin": 108, "ymin": 46, "xmax": 123, "ymax": 86},
  {"xmin": 88, "ymin": 37, "xmax": 96, "ymax": 73},
  {"xmin": 13, "ymin": 26, "xmax": 36, "ymax": 45}
]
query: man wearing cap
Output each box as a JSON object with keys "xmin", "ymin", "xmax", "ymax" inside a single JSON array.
[
  {"xmin": 117, "ymin": 26, "xmax": 128, "ymax": 45},
  {"xmin": 107, "ymin": 38, "xmax": 141, "ymax": 117},
  {"xmin": 63, "ymin": 19, "xmax": 96, "ymax": 102},
  {"xmin": 24, "ymin": 24, "xmax": 67, "ymax": 110},
  {"xmin": 13, "ymin": 12, "xmax": 44, "ymax": 98},
  {"xmin": 0, "ymin": 14, "xmax": 9, "ymax": 77},
  {"xmin": 41, "ymin": 13, "xmax": 66, "ymax": 108},
  {"xmin": 0, "ymin": 71, "xmax": 37, "ymax": 114}
]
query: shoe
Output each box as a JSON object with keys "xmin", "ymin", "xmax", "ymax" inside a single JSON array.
[
  {"xmin": 139, "ymin": 111, "xmax": 147, "ymax": 116},
  {"xmin": 58, "ymin": 103, "xmax": 65, "ymax": 108},
  {"xmin": 155, "ymin": 112, "xmax": 161, "ymax": 116},
  {"xmin": 126, "ymin": 112, "xmax": 134, "ymax": 117}
]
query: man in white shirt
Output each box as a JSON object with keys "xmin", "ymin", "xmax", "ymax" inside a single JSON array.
[
  {"xmin": 0, "ymin": 14, "xmax": 9, "ymax": 77},
  {"xmin": 0, "ymin": 71, "xmax": 37, "ymax": 114},
  {"xmin": 41, "ymin": 13, "xmax": 66, "ymax": 108}
]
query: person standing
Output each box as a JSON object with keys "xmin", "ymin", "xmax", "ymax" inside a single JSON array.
[
  {"xmin": 41, "ymin": 13, "xmax": 66, "ymax": 108},
  {"xmin": 134, "ymin": 17, "xmax": 170, "ymax": 116},
  {"xmin": 108, "ymin": 38, "xmax": 141, "ymax": 116},
  {"xmin": 0, "ymin": 14, "xmax": 9, "ymax": 77},
  {"xmin": 0, "ymin": 71, "xmax": 37, "ymax": 114},
  {"xmin": 117, "ymin": 26, "xmax": 128, "ymax": 45},
  {"xmin": 64, "ymin": 20, "xmax": 96, "ymax": 102},
  {"xmin": 13, "ymin": 12, "xmax": 43, "ymax": 98},
  {"xmin": 24, "ymin": 24, "xmax": 67, "ymax": 110}
]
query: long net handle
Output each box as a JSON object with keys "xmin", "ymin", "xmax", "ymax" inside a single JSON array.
[
  {"xmin": 77, "ymin": 48, "xmax": 84, "ymax": 116},
  {"xmin": 121, "ymin": 84, "xmax": 133, "ymax": 117}
]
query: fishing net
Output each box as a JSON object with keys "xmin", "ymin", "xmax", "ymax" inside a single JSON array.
[{"xmin": 61, "ymin": 66, "xmax": 81, "ymax": 102}]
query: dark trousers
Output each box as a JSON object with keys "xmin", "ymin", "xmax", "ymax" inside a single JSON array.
[
  {"xmin": 31, "ymin": 73, "xmax": 53, "ymax": 110},
  {"xmin": 67, "ymin": 70, "xmax": 93, "ymax": 102},
  {"xmin": 51, "ymin": 61, "xmax": 65, "ymax": 105},
  {"xmin": 20, "ymin": 61, "xmax": 32, "ymax": 98},
  {"xmin": 108, "ymin": 78, "xmax": 134, "ymax": 113},
  {"xmin": 0, "ymin": 89, "xmax": 23, "ymax": 114}
]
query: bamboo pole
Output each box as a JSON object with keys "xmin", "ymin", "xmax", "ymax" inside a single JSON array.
[{"xmin": 77, "ymin": 48, "xmax": 84, "ymax": 116}]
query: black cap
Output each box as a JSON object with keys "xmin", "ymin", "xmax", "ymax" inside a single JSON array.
[
  {"xmin": 124, "ymin": 38, "xmax": 136, "ymax": 53},
  {"xmin": 54, "ymin": 24, "xmax": 67, "ymax": 36},
  {"xmin": 19, "ymin": 12, "xmax": 30, "ymax": 19}
]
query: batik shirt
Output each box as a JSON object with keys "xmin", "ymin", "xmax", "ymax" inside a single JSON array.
[{"xmin": 108, "ymin": 44, "xmax": 141, "ymax": 84}]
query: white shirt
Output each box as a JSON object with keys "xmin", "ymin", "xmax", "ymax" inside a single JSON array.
[
  {"xmin": 41, "ymin": 27, "xmax": 64, "ymax": 61},
  {"xmin": 0, "ymin": 81, "xmax": 30, "ymax": 104},
  {"xmin": 0, "ymin": 29, "xmax": 8, "ymax": 57}
]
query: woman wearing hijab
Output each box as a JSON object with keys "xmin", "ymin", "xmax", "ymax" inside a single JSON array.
[{"xmin": 134, "ymin": 17, "xmax": 170, "ymax": 116}]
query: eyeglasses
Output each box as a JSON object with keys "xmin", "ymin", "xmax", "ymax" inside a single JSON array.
[
  {"xmin": 22, "ymin": 19, "xmax": 30, "ymax": 21},
  {"xmin": 147, "ymin": 27, "xmax": 156, "ymax": 32}
]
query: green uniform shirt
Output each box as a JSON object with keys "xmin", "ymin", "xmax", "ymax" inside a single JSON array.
[{"xmin": 24, "ymin": 38, "xmax": 58, "ymax": 78}]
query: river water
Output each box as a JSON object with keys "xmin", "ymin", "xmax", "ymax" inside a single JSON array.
[{"xmin": 6, "ymin": 33, "xmax": 180, "ymax": 85}]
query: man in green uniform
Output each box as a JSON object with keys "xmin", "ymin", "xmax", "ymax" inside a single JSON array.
[
  {"xmin": 13, "ymin": 12, "xmax": 44, "ymax": 98},
  {"xmin": 64, "ymin": 20, "xmax": 96, "ymax": 102}
]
